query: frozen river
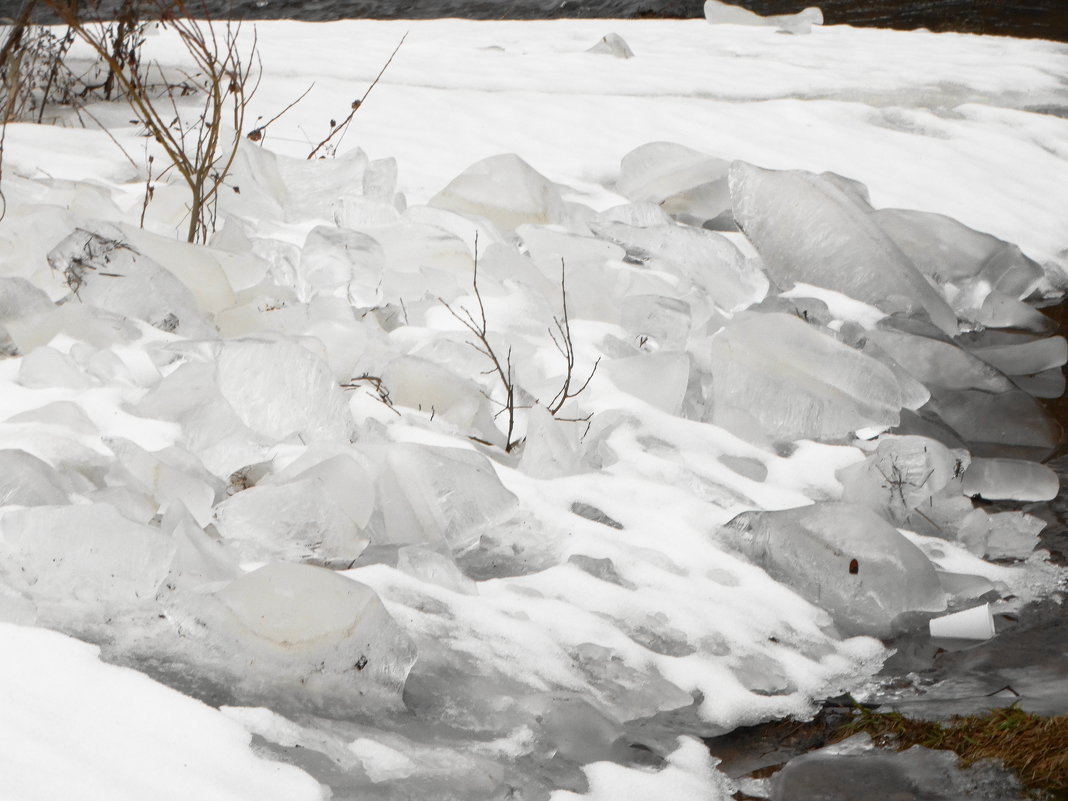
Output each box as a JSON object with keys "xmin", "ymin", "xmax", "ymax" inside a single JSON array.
[{"xmin": 6, "ymin": 0, "xmax": 1067, "ymax": 39}]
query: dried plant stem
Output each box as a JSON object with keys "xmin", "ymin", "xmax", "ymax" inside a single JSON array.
[{"xmin": 306, "ymin": 32, "xmax": 407, "ymax": 160}]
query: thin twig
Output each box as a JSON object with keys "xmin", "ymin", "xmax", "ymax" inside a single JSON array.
[
  {"xmin": 306, "ymin": 32, "xmax": 407, "ymax": 160},
  {"xmin": 247, "ymin": 81, "xmax": 313, "ymax": 144}
]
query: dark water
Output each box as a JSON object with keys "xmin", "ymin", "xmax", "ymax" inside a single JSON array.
[{"xmin": 7, "ymin": 0, "xmax": 1068, "ymax": 41}]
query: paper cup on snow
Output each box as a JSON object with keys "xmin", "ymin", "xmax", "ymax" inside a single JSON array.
[{"xmin": 929, "ymin": 603, "xmax": 995, "ymax": 641}]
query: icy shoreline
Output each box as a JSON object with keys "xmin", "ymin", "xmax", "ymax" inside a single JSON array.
[{"xmin": 1, "ymin": 16, "xmax": 1067, "ymax": 801}]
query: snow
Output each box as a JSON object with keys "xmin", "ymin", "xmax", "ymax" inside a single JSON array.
[
  {"xmin": 0, "ymin": 623, "xmax": 324, "ymax": 801},
  {"xmin": 0, "ymin": 12, "xmax": 1066, "ymax": 801}
]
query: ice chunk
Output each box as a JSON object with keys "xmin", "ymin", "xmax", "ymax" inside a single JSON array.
[
  {"xmin": 0, "ymin": 449, "xmax": 69, "ymax": 506},
  {"xmin": 395, "ymin": 545, "xmax": 477, "ymax": 594},
  {"xmin": 430, "ymin": 154, "xmax": 567, "ymax": 232},
  {"xmin": 588, "ymin": 219, "xmax": 766, "ymax": 312},
  {"xmin": 276, "ymin": 147, "xmax": 369, "ymax": 222},
  {"xmin": 521, "ymin": 693, "xmax": 624, "ymax": 762},
  {"xmin": 724, "ymin": 502, "xmax": 946, "ymax": 636},
  {"xmin": 711, "ymin": 313, "xmax": 903, "ymax": 441},
  {"xmin": 620, "ymin": 295, "xmax": 692, "ymax": 350},
  {"xmin": 519, "ymin": 405, "xmax": 583, "ymax": 479},
  {"xmin": 162, "ymin": 503, "xmax": 238, "ymax": 590},
  {"xmin": 616, "ymin": 142, "xmax": 731, "ymax": 226},
  {"xmin": 704, "ymin": 0, "xmax": 823, "ymax": 34},
  {"xmin": 380, "ymin": 356, "xmax": 499, "ymax": 437},
  {"xmin": 872, "ymin": 208, "xmax": 1044, "ymax": 300},
  {"xmin": 107, "ymin": 438, "xmax": 218, "ymax": 527},
  {"xmin": 587, "ymin": 33, "xmax": 634, "ymax": 58},
  {"xmin": 279, "ymin": 452, "xmax": 376, "ymax": 529},
  {"xmin": 862, "ymin": 328, "xmax": 1013, "ymax": 393},
  {"xmin": 370, "ymin": 221, "xmax": 475, "ymax": 301},
  {"xmin": 134, "ymin": 360, "xmax": 266, "ymax": 478},
  {"xmin": 364, "ymin": 156, "xmax": 399, "ymax": 202},
  {"xmin": 962, "ymin": 458, "xmax": 1058, "ymax": 502},
  {"xmin": 0, "ymin": 503, "xmax": 175, "ymax": 607},
  {"xmin": 926, "ymin": 387, "xmax": 1059, "ymax": 459},
  {"xmin": 118, "ymin": 224, "xmax": 247, "ymax": 309},
  {"xmin": 968, "ymin": 336, "xmax": 1067, "ymax": 377},
  {"xmin": 0, "ymin": 276, "xmax": 53, "ymax": 351},
  {"xmin": 374, "ymin": 444, "xmax": 519, "ymax": 551},
  {"xmin": 730, "ymin": 163, "xmax": 957, "ymax": 334},
  {"xmin": 299, "ymin": 225, "xmax": 384, "ymax": 307},
  {"xmin": 838, "ymin": 435, "xmax": 968, "ymax": 522},
  {"xmin": 18, "ymin": 346, "xmax": 94, "ymax": 390},
  {"xmin": 592, "ymin": 202, "xmax": 674, "ymax": 229},
  {"xmin": 47, "ymin": 227, "xmax": 216, "ymax": 337},
  {"xmin": 212, "ymin": 563, "xmax": 416, "ymax": 712},
  {"xmin": 770, "ymin": 738, "xmax": 1022, "ymax": 801},
  {"xmin": 975, "ymin": 291, "xmax": 1056, "ymax": 333},
  {"xmin": 1011, "ymin": 367, "xmax": 1065, "ymax": 399},
  {"xmin": 215, "ymin": 337, "xmax": 353, "ymax": 443},
  {"xmin": 602, "ymin": 352, "xmax": 690, "ymax": 415},
  {"xmin": 214, "ymin": 477, "xmax": 369, "ymax": 566},
  {"xmin": 0, "ymin": 276, "xmax": 52, "ymax": 319},
  {"xmin": 984, "ymin": 511, "xmax": 1045, "ymax": 559}
]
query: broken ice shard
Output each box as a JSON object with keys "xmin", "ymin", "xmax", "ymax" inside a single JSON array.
[
  {"xmin": 429, "ymin": 154, "xmax": 567, "ymax": 233},
  {"xmin": 0, "ymin": 449, "xmax": 69, "ymax": 507},
  {"xmin": 374, "ymin": 444, "xmax": 518, "ymax": 551},
  {"xmin": 299, "ymin": 225, "xmax": 384, "ymax": 307},
  {"xmin": 729, "ymin": 162, "xmax": 957, "ymax": 334},
  {"xmin": 724, "ymin": 502, "xmax": 946, "ymax": 637},
  {"xmin": 587, "ymin": 32, "xmax": 634, "ymax": 59},
  {"xmin": 47, "ymin": 226, "xmax": 216, "ymax": 338},
  {"xmin": 587, "ymin": 219, "xmax": 766, "ymax": 312},
  {"xmin": 710, "ymin": 313, "xmax": 903, "ymax": 441},
  {"xmin": 213, "ymin": 478, "xmax": 369, "ymax": 566},
  {"xmin": 214, "ymin": 336, "xmax": 353, "ymax": 443}
]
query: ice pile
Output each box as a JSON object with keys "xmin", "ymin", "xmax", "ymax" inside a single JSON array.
[{"xmin": 0, "ymin": 94, "xmax": 1065, "ymax": 801}]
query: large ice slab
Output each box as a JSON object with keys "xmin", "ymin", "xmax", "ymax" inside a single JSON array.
[
  {"xmin": 704, "ymin": 0, "xmax": 823, "ymax": 34},
  {"xmin": 0, "ymin": 503, "xmax": 175, "ymax": 608},
  {"xmin": 208, "ymin": 563, "xmax": 417, "ymax": 713},
  {"xmin": 724, "ymin": 502, "xmax": 946, "ymax": 636},
  {"xmin": 962, "ymin": 458, "xmax": 1059, "ymax": 502},
  {"xmin": 710, "ymin": 313, "xmax": 903, "ymax": 441},
  {"xmin": 729, "ymin": 163, "xmax": 957, "ymax": 335},
  {"xmin": 872, "ymin": 207, "xmax": 1045, "ymax": 309},
  {"xmin": 862, "ymin": 328, "xmax": 1014, "ymax": 393}
]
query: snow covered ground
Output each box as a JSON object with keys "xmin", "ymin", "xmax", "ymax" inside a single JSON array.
[{"xmin": 0, "ymin": 13, "xmax": 1067, "ymax": 801}]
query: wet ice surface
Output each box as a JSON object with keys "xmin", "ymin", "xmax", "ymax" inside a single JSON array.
[{"xmin": 0, "ymin": 14, "xmax": 1067, "ymax": 801}]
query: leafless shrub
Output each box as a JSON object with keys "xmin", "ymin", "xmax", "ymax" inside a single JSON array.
[
  {"xmin": 42, "ymin": 0, "xmax": 260, "ymax": 243},
  {"xmin": 440, "ymin": 235, "xmax": 599, "ymax": 453}
]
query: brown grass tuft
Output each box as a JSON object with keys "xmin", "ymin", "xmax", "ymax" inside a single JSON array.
[{"xmin": 834, "ymin": 704, "xmax": 1068, "ymax": 799}]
